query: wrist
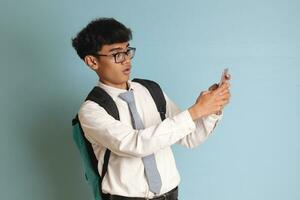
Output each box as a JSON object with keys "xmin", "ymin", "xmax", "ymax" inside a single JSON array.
[{"xmin": 188, "ymin": 105, "xmax": 204, "ymax": 120}]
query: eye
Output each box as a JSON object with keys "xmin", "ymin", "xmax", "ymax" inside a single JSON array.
[
  {"xmin": 115, "ymin": 52, "xmax": 124, "ymax": 59},
  {"xmin": 114, "ymin": 52, "xmax": 125, "ymax": 62}
]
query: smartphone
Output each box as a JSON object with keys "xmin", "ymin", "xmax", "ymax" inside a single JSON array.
[{"xmin": 219, "ymin": 68, "xmax": 229, "ymax": 86}]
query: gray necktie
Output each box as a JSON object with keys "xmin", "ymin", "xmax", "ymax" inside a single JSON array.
[{"xmin": 119, "ymin": 90, "xmax": 162, "ymax": 194}]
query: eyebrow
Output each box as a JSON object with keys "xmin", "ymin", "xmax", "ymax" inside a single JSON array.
[{"xmin": 108, "ymin": 43, "xmax": 130, "ymax": 52}]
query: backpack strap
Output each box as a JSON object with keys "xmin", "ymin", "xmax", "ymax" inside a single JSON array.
[
  {"xmin": 85, "ymin": 87, "xmax": 120, "ymax": 181},
  {"xmin": 86, "ymin": 86, "xmax": 121, "ymax": 181},
  {"xmin": 132, "ymin": 78, "xmax": 166, "ymax": 121}
]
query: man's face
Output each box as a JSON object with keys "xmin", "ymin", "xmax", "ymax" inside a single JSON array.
[{"xmin": 94, "ymin": 42, "xmax": 132, "ymax": 89}]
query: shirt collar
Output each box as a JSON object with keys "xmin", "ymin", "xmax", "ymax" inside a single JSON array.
[{"xmin": 97, "ymin": 80, "xmax": 134, "ymax": 99}]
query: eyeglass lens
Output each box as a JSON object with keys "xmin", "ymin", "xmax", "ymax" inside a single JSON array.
[{"xmin": 115, "ymin": 48, "xmax": 135, "ymax": 63}]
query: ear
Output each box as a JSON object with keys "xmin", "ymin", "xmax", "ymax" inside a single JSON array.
[{"xmin": 84, "ymin": 55, "xmax": 99, "ymax": 71}]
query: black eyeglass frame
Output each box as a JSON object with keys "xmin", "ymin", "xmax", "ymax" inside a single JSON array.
[{"xmin": 93, "ymin": 47, "xmax": 136, "ymax": 63}]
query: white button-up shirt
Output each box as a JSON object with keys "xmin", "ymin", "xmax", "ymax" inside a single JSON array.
[{"xmin": 78, "ymin": 80, "xmax": 222, "ymax": 198}]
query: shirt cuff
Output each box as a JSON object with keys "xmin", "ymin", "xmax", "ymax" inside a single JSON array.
[
  {"xmin": 206, "ymin": 113, "xmax": 223, "ymax": 122},
  {"xmin": 174, "ymin": 110, "xmax": 196, "ymax": 133}
]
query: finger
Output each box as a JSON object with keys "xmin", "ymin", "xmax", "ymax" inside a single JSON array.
[
  {"xmin": 209, "ymin": 83, "xmax": 219, "ymax": 91},
  {"xmin": 225, "ymin": 73, "xmax": 231, "ymax": 80},
  {"xmin": 214, "ymin": 82, "xmax": 230, "ymax": 95},
  {"xmin": 220, "ymin": 81, "xmax": 230, "ymax": 90},
  {"xmin": 218, "ymin": 105, "xmax": 223, "ymax": 112},
  {"xmin": 200, "ymin": 90, "xmax": 210, "ymax": 96},
  {"xmin": 218, "ymin": 89, "xmax": 230, "ymax": 96},
  {"xmin": 216, "ymin": 92, "xmax": 231, "ymax": 101},
  {"xmin": 212, "ymin": 105, "xmax": 223, "ymax": 113},
  {"xmin": 216, "ymin": 95, "xmax": 230, "ymax": 103},
  {"xmin": 198, "ymin": 91, "xmax": 210, "ymax": 101},
  {"xmin": 216, "ymin": 99, "xmax": 230, "ymax": 107},
  {"xmin": 222, "ymin": 98, "xmax": 230, "ymax": 105},
  {"xmin": 224, "ymin": 99, "xmax": 230, "ymax": 105}
]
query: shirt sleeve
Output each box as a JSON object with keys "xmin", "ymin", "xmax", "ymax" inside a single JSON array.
[
  {"xmin": 163, "ymin": 92, "xmax": 222, "ymax": 148},
  {"xmin": 78, "ymin": 100, "xmax": 196, "ymax": 158}
]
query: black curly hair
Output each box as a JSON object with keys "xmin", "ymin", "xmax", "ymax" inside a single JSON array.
[{"xmin": 72, "ymin": 18, "xmax": 132, "ymax": 60}]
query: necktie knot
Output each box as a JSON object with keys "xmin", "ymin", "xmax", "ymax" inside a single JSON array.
[{"xmin": 119, "ymin": 90, "xmax": 135, "ymax": 103}]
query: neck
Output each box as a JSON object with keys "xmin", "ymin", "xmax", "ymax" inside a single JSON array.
[{"xmin": 99, "ymin": 79, "xmax": 129, "ymax": 90}]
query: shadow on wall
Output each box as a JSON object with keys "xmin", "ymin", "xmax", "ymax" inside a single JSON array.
[
  {"xmin": 26, "ymin": 98, "xmax": 91, "ymax": 200},
  {"xmin": 1, "ymin": 17, "xmax": 94, "ymax": 199}
]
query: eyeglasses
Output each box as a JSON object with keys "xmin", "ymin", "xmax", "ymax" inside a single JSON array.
[{"xmin": 94, "ymin": 47, "xmax": 136, "ymax": 64}]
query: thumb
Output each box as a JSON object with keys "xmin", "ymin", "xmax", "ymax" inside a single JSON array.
[{"xmin": 200, "ymin": 90, "xmax": 210, "ymax": 96}]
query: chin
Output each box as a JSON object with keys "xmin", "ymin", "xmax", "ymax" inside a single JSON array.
[
  {"xmin": 123, "ymin": 75, "xmax": 130, "ymax": 81},
  {"xmin": 117, "ymin": 76, "xmax": 129, "ymax": 84}
]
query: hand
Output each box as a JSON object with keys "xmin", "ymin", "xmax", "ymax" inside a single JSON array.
[
  {"xmin": 208, "ymin": 73, "xmax": 231, "ymax": 91},
  {"xmin": 208, "ymin": 73, "xmax": 231, "ymax": 115},
  {"xmin": 188, "ymin": 82, "xmax": 231, "ymax": 120}
]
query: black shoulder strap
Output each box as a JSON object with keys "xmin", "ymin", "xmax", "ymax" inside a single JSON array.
[
  {"xmin": 86, "ymin": 86, "xmax": 120, "ymax": 120},
  {"xmin": 132, "ymin": 78, "xmax": 166, "ymax": 121},
  {"xmin": 85, "ymin": 86, "xmax": 120, "ymax": 180}
]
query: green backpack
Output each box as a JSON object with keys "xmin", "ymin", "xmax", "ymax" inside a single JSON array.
[{"xmin": 72, "ymin": 79, "xmax": 166, "ymax": 200}]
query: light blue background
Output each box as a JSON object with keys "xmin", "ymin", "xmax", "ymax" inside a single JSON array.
[{"xmin": 1, "ymin": 0, "xmax": 299, "ymax": 200}]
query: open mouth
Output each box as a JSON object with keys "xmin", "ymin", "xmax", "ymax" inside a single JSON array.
[{"xmin": 123, "ymin": 67, "xmax": 131, "ymax": 75}]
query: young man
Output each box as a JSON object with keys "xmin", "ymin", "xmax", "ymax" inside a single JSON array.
[{"xmin": 72, "ymin": 18, "xmax": 231, "ymax": 200}]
